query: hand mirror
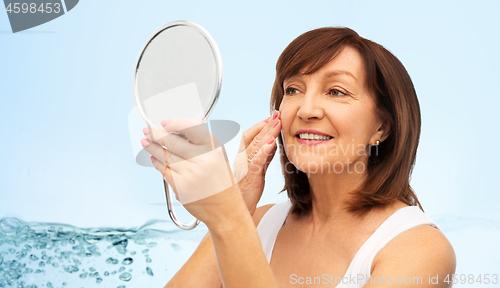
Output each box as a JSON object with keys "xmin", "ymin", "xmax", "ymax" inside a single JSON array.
[{"xmin": 133, "ymin": 21, "xmax": 223, "ymax": 230}]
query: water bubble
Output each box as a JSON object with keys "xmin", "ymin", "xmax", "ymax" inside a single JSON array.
[
  {"xmin": 104, "ymin": 271, "xmax": 109, "ymax": 276},
  {"xmin": 79, "ymin": 272, "xmax": 88, "ymax": 279},
  {"xmin": 146, "ymin": 242, "xmax": 157, "ymax": 248},
  {"xmin": 89, "ymin": 267, "xmax": 96, "ymax": 272},
  {"xmin": 96, "ymin": 277, "xmax": 103, "ymax": 284},
  {"xmin": 84, "ymin": 235, "xmax": 102, "ymax": 244},
  {"xmin": 38, "ymin": 261, "xmax": 45, "ymax": 267},
  {"xmin": 130, "ymin": 251, "xmax": 136, "ymax": 255},
  {"xmin": 146, "ymin": 267, "xmax": 153, "ymax": 276},
  {"xmin": 60, "ymin": 251, "xmax": 71, "ymax": 260},
  {"xmin": 111, "ymin": 271, "xmax": 117, "ymax": 275},
  {"xmin": 23, "ymin": 268, "xmax": 33, "ymax": 274},
  {"xmin": 89, "ymin": 272, "xmax": 99, "ymax": 278},
  {"xmin": 115, "ymin": 247, "xmax": 127, "ymax": 254},
  {"xmin": 145, "ymin": 258, "xmax": 152, "ymax": 263},
  {"xmin": 134, "ymin": 239, "xmax": 146, "ymax": 245},
  {"xmin": 113, "ymin": 239, "xmax": 128, "ymax": 254},
  {"xmin": 7, "ymin": 272, "xmax": 21, "ymax": 281},
  {"xmin": 170, "ymin": 243, "xmax": 182, "ymax": 251},
  {"xmin": 119, "ymin": 267, "xmax": 125, "ymax": 272},
  {"xmin": 15, "ymin": 251, "xmax": 27, "ymax": 259},
  {"xmin": 34, "ymin": 241, "xmax": 47, "ymax": 249},
  {"xmin": 46, "ymin": 282, "xmax": 53, "ymax": 288},
  {"xmin": 141, "ymin": 249, "xmax": 149, "ymax": 254},
  {"xmin": 9, "ymin": 260, "xmax": 21, "ymax": 269},
  {"xmin": 8, "ymin": 248, "xmax": 16, "ymax": 254},
  {"xmin": 122, "ymin": 258, "xmax": 133, "ymax": 265},
  {"xmin": 106, "ymin": 257, "xmax": 118, "ymax": 265},
  {"xmin": 117, "ymin": 286, "xmax": 126, "ymax": 288},
  {"xmin": 87, "ymin": 245, "xmax": 101, "ymax": 256},
  {"xmin": 51, "ymin": 263, "xmax": 58, "ymax": 268},
  {"xmin": 112, "ymin": 239, "xmax": 128, "ymax": 247},
  {"xmin": 0, "ymin": 218, "xmax": 23, "ymax": 231},
  {"xmin": 29, "ymin": 254, "xmax": 38, "ymax": 261},
  {"xmin": 119, "ymin": 272, "xmax": 132, "ymax": 282},
  {"xmin": 63, "ymin": 265, "xmax": 79, "ymax": 273}
]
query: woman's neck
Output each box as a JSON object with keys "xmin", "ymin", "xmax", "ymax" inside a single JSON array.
[{"xmin": 305, "ymin": 168, "xmax": 368, "ymax": 229}]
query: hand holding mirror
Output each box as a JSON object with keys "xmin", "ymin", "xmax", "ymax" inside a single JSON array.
[{"xmin": 133, "ymin": 21, "xmax": 224, "ymax": 230}]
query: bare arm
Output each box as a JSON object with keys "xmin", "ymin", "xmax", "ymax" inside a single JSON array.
[
  {"xmin": 164, "ymin": 204, "xmax": 274, "ymax": 288},
  {"xmin": 163, "ymin": 231, "xmax": 221, "ymax": 288},
  {"xmin": 160, "ymin": 114, "xmax": 281, "ymax": 288},
  {"xmin": 208, "ymin": 197, "xmax": 279, "ymax": 288}
]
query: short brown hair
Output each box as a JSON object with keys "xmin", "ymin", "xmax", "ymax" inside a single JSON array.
[{"xmin": 270, "ymin": 27, "xmax": 423, "ymax": 216}]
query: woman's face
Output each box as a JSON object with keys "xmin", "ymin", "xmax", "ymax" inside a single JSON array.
[{"xmin": 279, "ymin": 46, "xmax": 387, "ymax": 175}]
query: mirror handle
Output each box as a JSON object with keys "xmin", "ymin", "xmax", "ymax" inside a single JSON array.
[{"xmin": 163, "ymin": 178, "xmax": 201, "ymax": 230}]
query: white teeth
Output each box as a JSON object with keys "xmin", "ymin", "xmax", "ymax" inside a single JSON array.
[{"xmin": 298, "ymin": 133, "xmax": 332, "ymax": 140}]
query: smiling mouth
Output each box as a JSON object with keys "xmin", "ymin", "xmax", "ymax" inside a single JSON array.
[{"xmin": 296, "ymin": 133, "xmax": 333, "ymax": 141}]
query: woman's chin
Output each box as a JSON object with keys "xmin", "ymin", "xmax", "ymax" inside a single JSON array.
[
  {"xmin": 288, "ymin": 156, "xmax": 367, "ymax": 175},
  {"xmin": 288, "ymin": 157, "xmax": 333, "ymax": 174}
]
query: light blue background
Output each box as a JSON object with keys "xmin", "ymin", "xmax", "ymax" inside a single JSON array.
[{"xmin": 1, "ymin": 0, "xmax": 499, "ymax": 279}]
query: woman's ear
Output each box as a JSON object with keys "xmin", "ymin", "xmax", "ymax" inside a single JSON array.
[{"xmin": 372, "ymin": 118, "xmax": 391, "ymax": 144}]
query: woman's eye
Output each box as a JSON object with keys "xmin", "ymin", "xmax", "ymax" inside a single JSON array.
[
  {"xmin": 285, "ymin": 87, "xmax": 300, "ymax": 95},
  {"xmin": 329, "ymin": 89, "xmax": 346, "ymax": 97}
]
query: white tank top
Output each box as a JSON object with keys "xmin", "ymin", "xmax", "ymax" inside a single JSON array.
[{"xmin": 256, "ymin": 199, "xmax": 443, "ymax": 288}]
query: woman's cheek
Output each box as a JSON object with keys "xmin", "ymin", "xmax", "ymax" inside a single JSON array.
[
  {"xmin": 278, "ymin": 104, "xmax": 292, "ymax": 158},
  {"xmin": 279, "ymin": 109, "xmax": 292, "ymax": 142}
]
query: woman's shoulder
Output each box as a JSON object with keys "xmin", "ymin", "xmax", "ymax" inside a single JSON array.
[
  {"xmin": 368, "ymin": 223, "xmax": 456, "ymax": 286},
  {"xmin": 376, "ymin": 223, "xmax": 456, "ymax": 265},
  {"xmin": 251, "ymin": 203, "xmax": 276, "ymax": 227}
]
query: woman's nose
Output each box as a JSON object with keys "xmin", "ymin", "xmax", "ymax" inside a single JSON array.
[{"xmin": 297, "ymin": 93, "xmax": 324, "ymax": 121}]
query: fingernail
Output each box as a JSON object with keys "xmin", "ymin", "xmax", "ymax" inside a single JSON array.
[
  {"xmin": 264, "ymin": 117, "xmax": 270, "ymax": 123},
  {"xmin": 150, "ymin": 156, "xmax": 156, "ymax": 163},
  {"xmin": 272, "ymin": 110, "xmax": 278, "ymax": 119},
  {"xmin": 142, "ymin": 127, "xmax": 150, "ymax": 135},
  {"xmin": 267, "ymin": 137, "xmax": 275, "ymax": 145},
  {"xmin": 161, "ymin": 119, "xmax": 168, "ymax": 126},
  {"xmin": 141, "ymin": 138, "xmax": 150, "ymax": 147},
  {"xmin": 272, "ymin": 119, "xmax": 279, "ymax": 128}
]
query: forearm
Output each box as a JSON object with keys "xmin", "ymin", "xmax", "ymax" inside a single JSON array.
[
  {"xmin": 164, "ymin": 199, "xmax": 261, "ymax": 288},
  {"xmin": 208, "ymin": 202, "xmax": 278, "ymax": 288},
  {"xmin": 164, "ymin": 232, "xmax": 221, "ymax": 288}
]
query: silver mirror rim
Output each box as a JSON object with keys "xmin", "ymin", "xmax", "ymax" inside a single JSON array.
[{"xmin": 132, "ymin": 20, "xmax": 223, "ymax": 128}]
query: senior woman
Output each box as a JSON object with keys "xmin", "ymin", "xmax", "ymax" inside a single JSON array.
[{"xmin": 141, "ymin": 27, "xmax": 456, "ymax": 287}]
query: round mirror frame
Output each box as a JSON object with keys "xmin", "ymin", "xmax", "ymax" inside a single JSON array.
[{"xmin": 132, "ymin": 20, "xmax": 223, "ymax": 230}]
